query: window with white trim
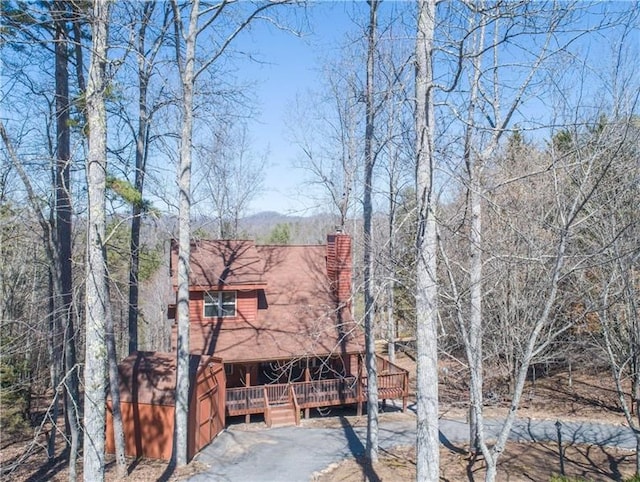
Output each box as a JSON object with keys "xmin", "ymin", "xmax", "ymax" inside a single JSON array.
[{"xmin": 203, "ymin": 291, "xmax": 236, "ymax": 318}]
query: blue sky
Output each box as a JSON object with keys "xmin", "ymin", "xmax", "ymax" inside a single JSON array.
[
  {"xmin": 238, "ymin": 2, "xmax": 369, "ymax": 216},
  {"xmin": 167, "ymin": 1, "xmax": 638, "ymax": 218}
]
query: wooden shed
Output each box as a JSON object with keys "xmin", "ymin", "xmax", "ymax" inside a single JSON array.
[{"xmin": 106, "ymin": 351, "xmax": 225, "ymax": 461}]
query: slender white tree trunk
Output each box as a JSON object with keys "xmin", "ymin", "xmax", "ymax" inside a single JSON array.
[
  {"xmin": 173, "ymin": 0, "xmax": 198, "ymax": 466},
  {"xmin": 83, "ymin": 0, "xmax": 110, "ymax": 479},
  {"xmin": 415, "ymin": 1, "xmax": 439, "ymax": 480},
  {"xmin": 465, "ymin": 16, "xmax": 485, "ymax": 458},
  {"xmin": 363, "ymin": 0, "xmax": 379, "ymax": 463}
]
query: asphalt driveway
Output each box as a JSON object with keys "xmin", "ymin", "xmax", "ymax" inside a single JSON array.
[{"xmin": 189, "ymin": 407, "xmax": 637, "ymax": 482}]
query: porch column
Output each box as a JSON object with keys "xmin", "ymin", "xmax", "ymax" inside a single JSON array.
[
  {"xmin": 245, "ymin": 368, "xmax": 251, "ymax": 424},
  {"xmin": 304, "ymin": 367, "xmax": 310, "ymax": 419},
  {"xmin": 403, "ymin": 372, "xmax": 408, "ymax": 413}
]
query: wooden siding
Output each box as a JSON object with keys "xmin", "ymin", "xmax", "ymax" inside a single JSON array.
[
  {"xmin": 106, "ymin": 354, "xmax": 226, "ymax": 462},
  {"xmin": 106, "ymin": 401, "xmax": 175, "ymax": 460},
  {"xmin": 172, "ymin": 291, "xmax": 260, "ymax": 354},
  {"xmin": 187, "ymin": 290, "xmax": 258, "ymax": 324}
]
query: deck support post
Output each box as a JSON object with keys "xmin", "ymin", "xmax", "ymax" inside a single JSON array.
[
  {"xmin": 245, "ymin": 368, "xmax": 251, "ymax": 424},
  {"xmin": 304, "ymin": 367, "xmax": 310, "ymax": 419},
  {"xmin": 402, "ymin": 372, "xmax": 408, "ymax": 412}
]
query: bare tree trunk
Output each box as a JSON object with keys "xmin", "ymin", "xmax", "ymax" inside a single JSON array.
[
  {"xmin": 168, "ymin": 0, "xmax": 288, "ymax": 463},
  {"xmin": 52, "ymin": 4, "xmax": 81, "ymax": 477},
  {"xmin": 171, "ymin": 0, "xmax": 199, "ymax": 466},
  {"xmin": 106, "ymin": 288, "xmax": 127, "ymax": 478},
  {"xmin": 46, "ymin": 271, "xmax": 61, "ymax": 462},
  {"xmin": 386, "ymin": 283, "xmax": 395, "ymax": 363},
  {"xmin": 128, "ymin": 2, "xmax": 162, "ymax": 355},
  {"xmin": 415, "ymin": 1, "xmax": 439, "ymax": 479},
  {"xmin": 363, "ymin": 0, "xmax": 379, "ymax": 463},
  {"xmin": 468, "ymin": 177, "xmax": 483, "ymax": 453},
  {"xmin": 386, "ymin": 137, "xmax": 397, "ymax": 364},
  {"xmin": 128, "ymin": 205, "xmax": 141, "ymax": 354},
  {"xmin": 464, "ymin": 15, "xmax": 485, "ymax": 457},
  {"xmin": 83, "ymin": 0, "xmax": 110, "ymax": 479}
]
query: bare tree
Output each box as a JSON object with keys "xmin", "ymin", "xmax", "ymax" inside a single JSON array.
[
  {"xmin": 170, "ymin": 0, "xmax": 198, "ymax": 465},
  {"xmin": 195, "ymin": 122, "xmax": 266, "ymax": 238},
  {"xmin": 169, "ymin": 0, "xmax": 292, "ymax": 464},
  {"xmin": 0, "ymin": 121, "xmax": 71, "ymax": 472},
  {"xmin": 290, "ymin": 56, "xmax": 363, "ymax": 225},
  {"xmin": 414, "ymin": 0, "xmax": 439, "ymax": 479},
  {"xmin": 51, "ymin": 3, "xmax": 82, "ymax": 474},
  {"xmin": 83, "ymin": 0, "xmax": 111, "ymax": 478},
  {"xmin": 436, "ymin": 4, "xmax": 640, "ymax": 480},
  {"xmin": 363, "ymin": 0, "xmax": 380, "ymax": 463},
  {"xmin": 1, "ymin": 2, "xmax": 84, "ymax": 472},
  {"xmin": 575, "ymin": 115, "xmax": 640, "ymax": 474},
  {"xmin": 123, "ymin": 1, "xmax": 173, "ymax": 355},
  {"xmin": 374, "ymin": 7, "xmax": 415, "ymax": 364}
]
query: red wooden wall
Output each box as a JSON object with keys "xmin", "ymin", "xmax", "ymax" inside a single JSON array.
[
  {"xmin": 106, "ymin": 354, "xmax": 226, "ymax": 462},
  {"xmin": 187, "ymin": 290, "xmax": 257, "ymax": 324}
]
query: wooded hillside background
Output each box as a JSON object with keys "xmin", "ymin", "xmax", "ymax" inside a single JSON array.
[{"xmin": 1, "ymin": 1, "xmax": 638, "ymax": 480}]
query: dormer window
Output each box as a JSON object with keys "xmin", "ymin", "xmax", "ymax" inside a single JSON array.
[{"xmin": 204, "ymin": 291, "xmax": 236, "ymax": 318}]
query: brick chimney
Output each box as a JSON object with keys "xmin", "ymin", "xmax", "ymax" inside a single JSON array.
[{"xmin": 326, "ymin": 231, "xmax": 352, "ymax": 316}]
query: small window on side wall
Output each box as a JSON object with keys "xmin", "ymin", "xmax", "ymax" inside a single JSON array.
[{"xmin": 204, "ymin": 291, "xmax": 236, "ymax": 318}]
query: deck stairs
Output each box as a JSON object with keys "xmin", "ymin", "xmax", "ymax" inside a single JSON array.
[
  {"xmin": 265, "ymin": 386, "xmax": 300, "ymax": 428},
  {"xmin": 268, "ymin": 403, "xmax": 298, "ymax": 427}
]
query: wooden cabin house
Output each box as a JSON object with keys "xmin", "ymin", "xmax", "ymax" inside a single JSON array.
[{"xmin": 169, "ymin": 232, "xmax": 409, "ymax": 426}]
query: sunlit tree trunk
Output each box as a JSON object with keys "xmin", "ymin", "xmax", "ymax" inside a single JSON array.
[
  {"xmin": 463, "ymin": 14, "xmax": 485, "ymax": 457},
  {"xmin": 83, "ymin": 0, "xmax": 110, "ymax": 478},
  {"xmin": 171, "ymin": 0, "xmax": 198, "ymax": 465},
  {"xmin": 363, "ymin": 0, "xmax": 379, "ymax": 463},
  {"xmin": 414, "ymin": 0, "xmax": 439, "ymax": 479}
]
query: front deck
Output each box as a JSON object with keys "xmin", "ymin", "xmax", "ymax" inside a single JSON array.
[{"xmin": 225, "ymin": 355, "xmax": 409, "ymax": 421}]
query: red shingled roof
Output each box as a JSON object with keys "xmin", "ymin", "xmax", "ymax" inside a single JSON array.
[
  {"xmin": 114, "ymin": 351, "xmax": 220, "ymax": 405},
  {"xmin": 171, "ymin": 239, "xmax": 266, "ymax": 290},
  {"xmin": 175, "ymin": 239, "xmax": 364, "ymax": 362}
]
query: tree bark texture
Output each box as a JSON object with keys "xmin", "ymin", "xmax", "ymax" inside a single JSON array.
[
  {"xmin": 415, "ymin": 1, "xmax": 439, "ymax": 480},
  {"xmin": 172, "ymin": 0, "xmax": 199, "ymax": 466},
  {"xmin": 127, "ymin": 3, "xmax": 157, "ymax": 355},
  {"xmin": 83, "ymin": 0, "xmax": 110, "ymax": 479},
  {"xmin": 364, "ymin": 0, "xmax": 379, "ymax": 463},
  {"xmin": 52, "ymin": 4, "xmax": 81, "ymax": 477},
  {"xmin": 106, "ymin": 292, "xmax": 127, "ymax": 477}
]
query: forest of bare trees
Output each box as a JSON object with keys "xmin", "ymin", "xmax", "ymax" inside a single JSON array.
[{"xmin": 1, "ymin": 1, "xmax": 638, "ymax": 481}]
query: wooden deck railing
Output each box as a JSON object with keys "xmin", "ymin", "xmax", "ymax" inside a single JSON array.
[
  {"xmin": 363, "ymin": 355, "xmax": 409, "ymax": 402},
  {"xmin": 289, "ymin": 385, "xmax": 301, "ymax": 426},
  {"xmin": 226, "ymin": 385, "xmax": 267, "ymax": 415},
  {"xmin": 225, "ymin": 355, "xmax": 409, "ymax": 417}
]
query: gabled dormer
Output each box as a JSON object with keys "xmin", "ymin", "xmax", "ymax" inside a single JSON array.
[{"xmin": 169, "ymin": 239, "xmax": 268, "ymax": 325}]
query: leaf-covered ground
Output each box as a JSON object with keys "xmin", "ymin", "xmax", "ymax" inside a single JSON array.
[{"xmin": 1, "ymin": 353, "xmax": 635, "ymax": 481}]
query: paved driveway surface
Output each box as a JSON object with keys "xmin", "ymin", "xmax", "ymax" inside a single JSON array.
[{"xmin": 190, "ymin": 410, "xmax": 636, "ymax": 482}]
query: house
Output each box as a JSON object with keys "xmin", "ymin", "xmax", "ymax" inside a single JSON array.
[
  {"xmin": 169, "ymin": 231, "xmax": 409, "ymax": 425},
  {"xmin": 107, "ymin": 231, "xmax": 408, "ymax": 462}
]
